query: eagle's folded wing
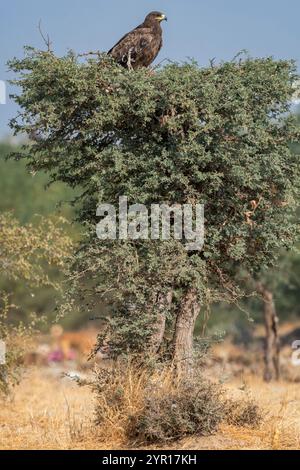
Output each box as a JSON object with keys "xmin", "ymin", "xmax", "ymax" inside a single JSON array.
[{"xmin": 108, "ymin": 27, "xmax": 153, "ymax": 67}]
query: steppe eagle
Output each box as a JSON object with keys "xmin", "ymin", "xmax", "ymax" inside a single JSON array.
[{"xmin": 108, "ymin": 11, "xmax": 167, "ymax": 70}]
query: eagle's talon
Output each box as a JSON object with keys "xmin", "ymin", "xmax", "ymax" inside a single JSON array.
[{"xmin": 127, "ymin": 48, "xmax": 134, "ymax": 71}]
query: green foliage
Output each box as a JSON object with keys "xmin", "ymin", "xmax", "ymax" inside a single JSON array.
[{"xmin": 8, "ymin": 48, "xmax": 300, "ymax": 354}]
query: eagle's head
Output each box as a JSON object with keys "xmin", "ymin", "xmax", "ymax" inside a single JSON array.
[{"xmin": 144, "ymin": 11, "xmax": 168, "ymax": 25}]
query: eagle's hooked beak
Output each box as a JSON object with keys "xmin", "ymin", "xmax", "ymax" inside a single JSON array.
[{"xmin": 158, "ymin": 14, "xmax": 168, "ymax": 22}]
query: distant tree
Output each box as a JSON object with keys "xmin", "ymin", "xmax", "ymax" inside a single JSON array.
[
  {"xmin": 0, "ymin": 212, "xmax": 72, "ymax": 393},
  {"xmin": 8, "ymin": 49, "xmax": 300, "ymax": 372},
  {"xmin": 0, "ymin": 212, "xmax": 72, "ymax": 288}
]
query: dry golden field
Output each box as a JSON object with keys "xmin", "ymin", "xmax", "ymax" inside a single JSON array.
[{"xmin": 1, "ymin": 356, "xmax": 300, "ymax": 450}]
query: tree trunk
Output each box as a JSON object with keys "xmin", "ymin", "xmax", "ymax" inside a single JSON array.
[
  {"xmin": 172, "ymin": 288, "xmax": 200, "ymax": 374},
  {"xmin": 149, "ymin": 291, "xmax": 173, "ymax": 355},
  {"xmin": 257, "ymin": 283, "xmax": 280, "ymax": 382}
]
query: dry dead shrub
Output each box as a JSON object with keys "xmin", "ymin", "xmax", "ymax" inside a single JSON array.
[
  {"xmin": 225, "ymin": 399, "xmax": 264, "ymax": 428},
  {"xmin": 129, "ymin": 376, "xmax": 225, "ymax": 444},
  {"xmin": 92, "ymin": 362, "xmax": 263, "ymax": 445}
]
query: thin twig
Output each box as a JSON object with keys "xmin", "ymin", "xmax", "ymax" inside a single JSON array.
[
  {"xmin": 152, "ymin": 58, "xmax": 177, "ymax": 70},
  {"xmin": 78, "ymin": 51, "xmax": 102, "ymax": 58},
  {"xmin": 209, "ymin": 57, "xmax": 216, "ymax": 68}
]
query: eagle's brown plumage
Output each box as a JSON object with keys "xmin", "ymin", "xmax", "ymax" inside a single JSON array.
[{"xmin": 108, "ymin": 11, "xmax": 167, "ymax": 70}]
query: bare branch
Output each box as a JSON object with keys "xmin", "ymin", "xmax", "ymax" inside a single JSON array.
[{"xmin": 38, "ymin": 20, "xmax": 53, "ymax": 52}]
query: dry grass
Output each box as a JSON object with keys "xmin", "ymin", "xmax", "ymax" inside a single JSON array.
[
  {"xmin": 1, "ymin": 367, "xmax": 300, "ymax": 450},
  {"xmin": 0, "ymin": 368, "xmax": 98, "ymax": 450},
  {"xmin": 93, "ymin": 365, "xmax": 150, "ymax": 446}
]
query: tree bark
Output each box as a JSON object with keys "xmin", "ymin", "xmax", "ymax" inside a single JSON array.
[
  {"xmin": 172, "ymin": 288, "xmax": 200, "ymax": 374},
  {"xmin": 257, "ymin": 283, "xmax": 280, "ymax": 382},
  {"xmin": 149, "ymin": 291, "xmax": 173, "ymax": 355}
]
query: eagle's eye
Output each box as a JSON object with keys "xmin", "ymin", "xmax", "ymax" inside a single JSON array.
[{"xmin": 156, "ymin": 14, "xmax": 167, "ymax": 22}]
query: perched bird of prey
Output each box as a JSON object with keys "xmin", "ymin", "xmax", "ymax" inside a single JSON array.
[{"xmin": 108, "ymin": 11, "xmax": 167, "ymax": 70}]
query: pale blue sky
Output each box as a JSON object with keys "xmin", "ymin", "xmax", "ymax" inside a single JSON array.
[{"xmin": 0, "ymin": 0, "xmax": 299, "ymax": 137}]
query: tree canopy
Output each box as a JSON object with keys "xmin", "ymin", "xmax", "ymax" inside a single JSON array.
[{"xmin": 8, "ymin": 48, "xmax": 300, "ymax": 363}]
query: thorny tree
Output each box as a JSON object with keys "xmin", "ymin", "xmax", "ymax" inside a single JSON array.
[{"xmin": 9, "ymin": 49, "xmax": 300, "ymax": 372}]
